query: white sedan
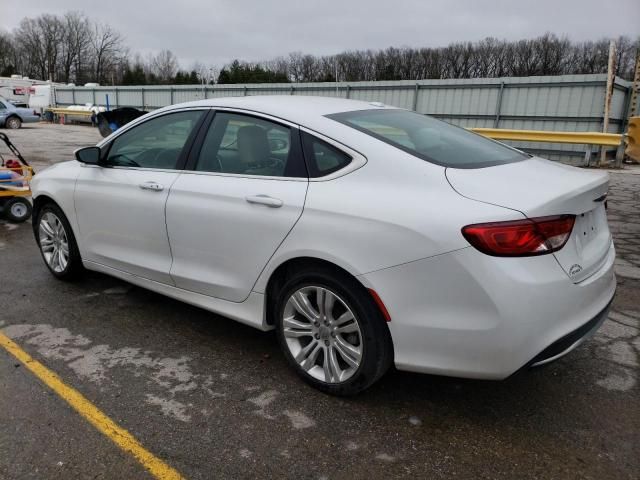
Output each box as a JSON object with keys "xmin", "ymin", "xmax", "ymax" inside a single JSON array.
[{"xmin": 31, "ymin": 96, "xmax": 616, "ymax": 395}]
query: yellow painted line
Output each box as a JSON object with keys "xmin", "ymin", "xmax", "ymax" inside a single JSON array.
[{"xmin": 0, "ymin": 330, "xmax": 185, "ymax": 480}]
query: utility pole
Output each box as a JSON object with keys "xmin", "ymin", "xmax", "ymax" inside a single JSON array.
[
  {"xmin": 629, "ymin": 50, "xmax": 640, "ymax": 122},
  {"xmin": 599, "ymin": 40, "xmax": 616, "ymax": 167},
  {"xmin": 624, "ymin": 49, "xmax": 640, "ymax": 164}
]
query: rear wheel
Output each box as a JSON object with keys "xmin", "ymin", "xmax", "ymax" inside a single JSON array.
[
  {"xmin": 5, "ymin": 116, "xmax": 21, "ymax": 129},
  {"xmin": 275, "ymin": 267, "xmax": 393, "ymax": 395},
  {"xmin": 4, "ymin": 197, "xmax": 32, "ymax": 223},
  {"xmin": 35, "ymin": 203, "xmax": 83, "ymax": 280}
]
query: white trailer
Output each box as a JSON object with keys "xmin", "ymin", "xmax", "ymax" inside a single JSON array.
[
  {"xmin": 27, "ymin": 85, "xmax": 54, "ymax": 111},
  {"xmin": 0, "ymin": 76, "xmax": 60, "ymax": 109}
]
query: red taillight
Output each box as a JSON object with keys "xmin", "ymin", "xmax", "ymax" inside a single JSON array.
[{"xmin": 461, "ymin": 215, "xmax": 575, "ymax": 257}]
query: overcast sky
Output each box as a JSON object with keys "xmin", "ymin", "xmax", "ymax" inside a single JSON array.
[{"xmin": 2, "ymin": 0, "xmax": 638, "ymax": 68}]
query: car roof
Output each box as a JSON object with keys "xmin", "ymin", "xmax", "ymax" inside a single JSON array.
[
  {"xmin": 161, "ymin": 95, "xmax": 396, "ymax": 129},
  {"xmin": 99, "ymin": 96, "xmax": 403, "ymax": 151}
]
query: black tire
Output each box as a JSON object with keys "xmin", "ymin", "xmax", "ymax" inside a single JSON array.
[
  {"xmin": 275, "ymin": 266, "xmax": 393, "ymax": 396},
  {"xmin": 5, "ymin": 116, "xmax": 22, "ymax": 129},
  {"xmin": 35, "ymin": 202, "xmax": 83, "ymax": 280},
  {"xmin": 4, "ymin": 197, "xmax": 32, "ymax": 223}
]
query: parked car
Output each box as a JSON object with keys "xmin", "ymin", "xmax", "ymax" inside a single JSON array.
[
  {"xmin": 30, "ymin": 96, "xmax": 616, "ymax": 395},
  {"xmin": 0, "ymin": 97, "xmax": 40, "ymax": 129}
]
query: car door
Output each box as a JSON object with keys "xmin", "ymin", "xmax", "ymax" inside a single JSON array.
[
  {"xmin": 74, "ymin": 109, "xmax": 206, "ymax": 284},
  {"xmin": 165, "ymin": 110, "xmax": 308, "ymax": 302}
]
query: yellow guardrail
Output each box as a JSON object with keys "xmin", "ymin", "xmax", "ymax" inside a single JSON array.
[
  {"xmin": 469, "ymin": 128, "xmax": 623, "ymax": 147},
  {"xmin": 368, "ymin": 125, "xmax": 623, "ymax": 147},
  {"xmin": 626, "ymin": 117, "xmax": 640, "ymax": 162},
  {"xmin": 45, "ymin": 108, "xmax": 95, "ymax": 117}
]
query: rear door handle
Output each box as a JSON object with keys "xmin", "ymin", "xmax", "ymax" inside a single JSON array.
[
  {"xmin": 245, "ymin": 195, "xmax": 283, "ymax": 208},
  {"xmin": 139, "ymin": 181, "xmax": 164, "ymax": 191}
]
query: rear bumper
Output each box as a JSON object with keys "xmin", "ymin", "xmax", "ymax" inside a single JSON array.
[
  {"xmin": 528, "ymin": 297, "xmax": 612, "ymax": 368},
  {"xmin": 358, "ymin": 242, "xmax": 616, "ymax": 379}
]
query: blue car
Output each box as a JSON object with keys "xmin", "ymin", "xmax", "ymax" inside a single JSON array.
[{"xmin": 0, "ymin": 97, "xmax": 40, "ymax": 129}]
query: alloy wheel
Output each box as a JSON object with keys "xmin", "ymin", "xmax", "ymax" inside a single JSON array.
[
  {"xmin": 39, "ymin": 212, "xmax": 70, "ymax": 273},
  {"xmin": 282, "ymin": 286, "xmax": 363, "ymax": 383}
]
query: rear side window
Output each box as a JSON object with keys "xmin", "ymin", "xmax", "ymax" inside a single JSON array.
[
  {"xmin": 301, "ymin": 132, "xmax": 352, "ymax": 178},
  {"xmin": 326, "ymin": 109, "xmax": 527, "ymax": 169},
  {"xmin": 195, "ymin": 112, "xmax": 306, "ymax": 178}
]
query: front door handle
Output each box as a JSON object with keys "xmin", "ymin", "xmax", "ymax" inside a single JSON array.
[
  {"xmin": 139, "ymin": 181, "xmax": 164, "ymax": 191},
  {"xmin": 245, "ymin": 195, "xmax": 283, "ymax": 208}
]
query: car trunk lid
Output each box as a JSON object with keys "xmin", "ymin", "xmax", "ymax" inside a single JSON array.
[{"xmin": 446, "ymin": 157, "xmax": 612, "ymax": 283}]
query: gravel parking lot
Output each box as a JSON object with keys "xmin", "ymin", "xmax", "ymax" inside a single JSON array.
[
  {"xmin": 1, "ymin": 124, "xmax": 639, "ymax": 479},
  {"xmin": 2, "ymin": 123, "xmax": 101, "ymax": 169}
]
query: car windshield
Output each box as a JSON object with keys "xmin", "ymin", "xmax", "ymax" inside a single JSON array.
[{"xmin": 326, "ymin": 109, "xmax": 528, "ymax": 169}]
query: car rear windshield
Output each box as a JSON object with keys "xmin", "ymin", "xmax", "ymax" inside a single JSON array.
[{"xmin": 326, "ymin": 109, "xmax": 528, "ymax": 169}]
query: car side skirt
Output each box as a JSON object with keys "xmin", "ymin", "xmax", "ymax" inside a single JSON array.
[{"xmin": 83, "ymin": 260, "xmax": 270, "ymax": 331}]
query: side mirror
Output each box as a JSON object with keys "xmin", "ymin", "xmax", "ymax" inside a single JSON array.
[{"xmin": 75, "ymin": 146, "xmax": 101, "ymax": 164}]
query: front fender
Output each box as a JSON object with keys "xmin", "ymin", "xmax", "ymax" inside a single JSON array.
[{"xmin": 31, "ymin": 161, "xmax": 82, "ymax": 242}]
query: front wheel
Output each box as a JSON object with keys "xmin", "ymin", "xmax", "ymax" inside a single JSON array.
[
  {"xmin": 35, "ymin": 203, "xmax": 83, "ymax": 280},
  {"xmin": 275, "ymin": 267, "xmax": 393, "ymax": 395}
]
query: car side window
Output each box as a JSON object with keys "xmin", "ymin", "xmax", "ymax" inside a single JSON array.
[
  {"xmin": 105, "ymin": 110, "xmax": 204, "ymax": 169},
  {"xmin": 301, "ymin": 132, "xmax": 352, "ymax": 178},
  {"xmin": 195, "ymin": 112, "xmax": 306, "ymax": 178},
  {"xmin": 0, "ymin": 101, "xmax": 6, "ymax": 111}
]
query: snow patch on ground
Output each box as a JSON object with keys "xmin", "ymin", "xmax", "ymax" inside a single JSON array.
[
  {"xmin": 145, "ymin": 394, "xmax": 191, "ymax": 422},
  {"xmin": 282, "ymin": 410, "xmax": 316, "ymax": 430},
  {"xmin": 375, "ymin": 453, "xmax": 396, "ymax": 462},
  {"xmin": 1, "ymin": 323, "xmax": 318, "ymax": 429},
  {"xmin": 248, "ymin": 389, "xmax": 278, "ymax": 409}
]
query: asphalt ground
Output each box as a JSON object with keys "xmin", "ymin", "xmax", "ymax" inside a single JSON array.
[{"xmin": 0, "ymin": 123, "xmax": 639, "ymax": 479}]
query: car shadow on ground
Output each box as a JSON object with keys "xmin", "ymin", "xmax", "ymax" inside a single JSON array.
[{"xmin": 73, "ymin": 268, "xmax": 618, "ymax": 422}]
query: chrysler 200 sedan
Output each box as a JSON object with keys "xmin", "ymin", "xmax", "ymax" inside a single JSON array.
[{"xmin": 31, "ymin": 96, "xmax": 616, "ymax": 395}]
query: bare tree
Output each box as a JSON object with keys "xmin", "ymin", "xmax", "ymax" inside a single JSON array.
[
  {"xmin": 41, "ymin": 15, "xmax": 64, "ymax": 81},
  {"xmin": 150, "ymin": 49, "xmax": 179, "ymax": 83},
  {"xmin": 440, "ymin": 42, "xmax": 474, "ymax": 78},
  {"xmin": 4, "ymin": 12, "xmax": 639, "ymax": 86},
  {"xmin": 614, "ymin": 35, "xmax": 638, "ymax": 78},
  {"xmin": 14, "ymin": 14, "xmax": 65, "ymax": 81},
  {"xmin": 288, "ymin": 52, "xmax": 306, "ymax": 82},
  {"xmin": 60, "ymin": 12, "xmax": 91, "ymax": 83},
  {"xmin": 0, "ymin": 31, "xmax": 16, "ymax": 75},
  {"xmin": 263, "ymin": 56, "xmax": 289, "ymax": 79},
  {"xmin": 90, "ymin": 22, "xmax": 124, "ymax": 84},
  {"xmin": 14, "ymin": 17, "xmax": 46, "ymax": 80}
]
